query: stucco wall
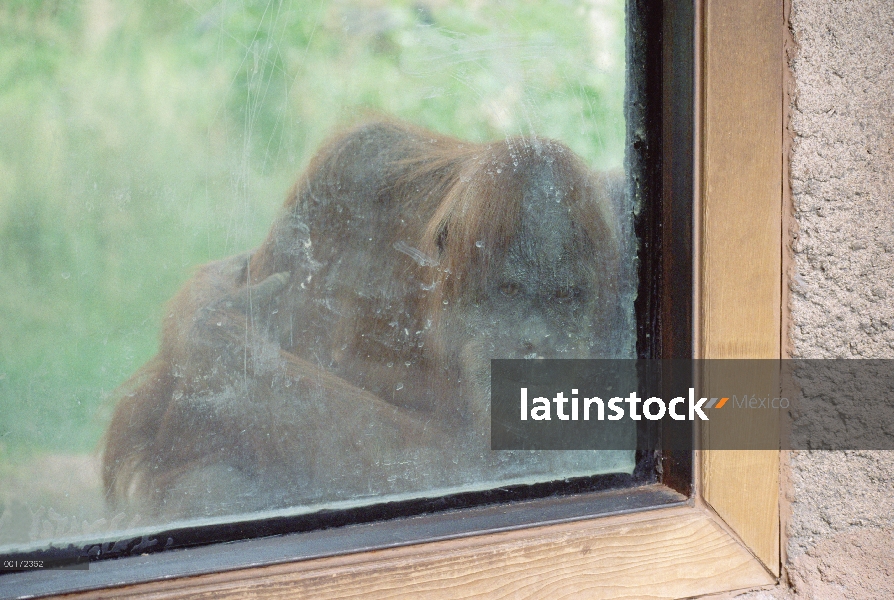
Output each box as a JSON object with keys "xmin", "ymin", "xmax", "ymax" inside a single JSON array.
[{"xmin": 741, "ymin": 1, "xmax": 894, "ymax": 598}]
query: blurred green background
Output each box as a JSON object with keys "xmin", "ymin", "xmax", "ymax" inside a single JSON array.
[{"xmin": 0, "ymin": 0, "xmax": 625, "ymax": 461}]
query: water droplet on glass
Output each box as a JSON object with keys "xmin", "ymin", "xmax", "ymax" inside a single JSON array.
[
  {"xmin": 475, "ymin": 240, "xmax": 484, "ymax": 248},
  {"xmin": 395, "ymin": 382, "xmax": 404, "ymax": 391},
  {"xmin": 387, "ymin": 362, "xmax": 394, "ymax": 368},
  {"xmin": 61, "ymin": 272, "xmax": 71, "ymax": 279}
]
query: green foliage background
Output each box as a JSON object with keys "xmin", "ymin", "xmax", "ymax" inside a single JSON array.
[{"xmin": 0, "ymin": 0, "xmax": 625, "ymax": 460}]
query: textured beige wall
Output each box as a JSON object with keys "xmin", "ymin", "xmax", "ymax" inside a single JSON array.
[{"xmin": 739, "ymin": 1, "xmax": 894, "ymax": 598}]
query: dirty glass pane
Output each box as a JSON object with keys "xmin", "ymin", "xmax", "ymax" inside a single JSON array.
[{"xmin": 0, "ymin": 0, "xmax": 632, "ymax": 548}]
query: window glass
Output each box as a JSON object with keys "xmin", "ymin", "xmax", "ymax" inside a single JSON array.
[{"xmin": 0, "ymin": 0, "xmax": 631, "ymax": 547}]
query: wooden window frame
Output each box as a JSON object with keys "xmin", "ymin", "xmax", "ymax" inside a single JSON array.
[{"xmin": 40, "ymin": 0, "xmax": 783, "ymax": 597}]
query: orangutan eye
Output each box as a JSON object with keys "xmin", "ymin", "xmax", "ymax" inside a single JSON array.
[
  {"xmin": 554, "ymin": 286, "xmax": 582, "ymax": 301},
  {"xmin": 499, "ymin": 282, "xmax": 521, "ymax": 297}
]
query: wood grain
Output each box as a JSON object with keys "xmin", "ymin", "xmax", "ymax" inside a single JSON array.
[
  {"xmin": 699, "ymin": 0, "xmax": 783, "ymax": 576},
  {"xmin": 57, "ymin": 506, "xmax": 774, "ymax": 600}
]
